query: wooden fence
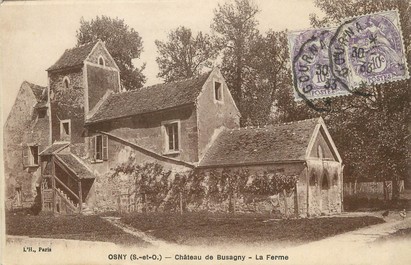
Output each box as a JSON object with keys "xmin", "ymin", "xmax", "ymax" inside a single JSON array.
[{"xmin": 344, "ymin": 180, "xmax": 405, "ymax": 200}]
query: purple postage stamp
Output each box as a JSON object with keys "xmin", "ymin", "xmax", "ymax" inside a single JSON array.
[
  {"xmin": 329, "ymin": 10, "xmax": 409, "ymax": 90},
  {"xmin": 289, "ymin": 29, "xmax": 347, "ymax": 101},
  {"xmin": 289, "ymin": 10, "xmax": 409, "ymax": 101}
]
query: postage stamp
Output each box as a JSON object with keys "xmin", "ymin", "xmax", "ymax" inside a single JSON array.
[
  {"xmin": 289, "ymin": 10, "xmax": 409, "ymax": 101},
  {"xmin": 289, "ymin": 28, "xmax": 348, "ymax": 101},
  {"xmin": 329, "ymin": 10, "xmax": 409, "ymax": 91}
]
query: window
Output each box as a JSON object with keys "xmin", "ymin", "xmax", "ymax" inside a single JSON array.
[
  {"xmin": 15, "ymin": 187, "xmax": 22, "ymax": 206},
  {"xmin": 163, "ymin": 121, "xmax": 180, "ymax": 153},
  {"xmin": 333, "ymin": 171, "xmax": 339, "ymax": 185},
  {"xmin": 317, "ymin": 145, "xmax": 324, "ymax": 159},
  {"xmin": 321, "ymin": 174, "xmax": 329, "ymax": 190},
  {"xmin": 95, "ymin": 135, "xmax": 103, "ymax": 160},
  {"xmin": 98, "ymin": 56, "xmax": 105, "ymax": 66},
  {"xmin": 31, "ymin": 146, "xmax": 39, "ymax": 165},
  {"xmin": 214, "ymin": 81, "xmax": 223, "ymax": 101},
  {"xmin": 60, "ymin": 119, "xmax": 71, "ymax": 140},
  {"xmin": 309, "ymin": 171, "xmax": 317, "ymax": 186},
  {"xmin": 89, "ymin": 134, "xmax": 108, "ymax": 162},
  {"xmin": 23, "ymin": 145, "xmax": 39, "ymax": 167},
  {"xmin": 63, "ymin": 76, "xmax": 70, "ymax": 89},
  {"xmin": 37, "ymin": 108, "xmax": 47, "ymax": 118}
]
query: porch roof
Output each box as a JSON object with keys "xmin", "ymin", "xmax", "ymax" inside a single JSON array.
[
  {"xmin": 39, "ymin": 142, "xmax": 69, "ymax": 156},
  {"xmin": 54, "ymin": 153, "xmax": 95, "ymax": 179}
]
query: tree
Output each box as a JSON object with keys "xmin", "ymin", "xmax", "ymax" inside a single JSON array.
[
  {"xmin": 76, "ymin": 16, "xmax": 146, "ymax": 90},
  {"xmin": 307, "ymin": 0, "xmax": 411, "ymax": 200},
  {"xmin": 211, "ymin": 0, "xmax": 260, "ymax": 125},
  {"xmin": 155, "ymin": 26, "xmax": 218, "ymax": 83},
  {"xmin": 244, "ymin": 30, "xmax": 313, "ymax": 126}
]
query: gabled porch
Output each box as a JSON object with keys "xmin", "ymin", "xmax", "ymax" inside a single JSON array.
[{"xmin": 40, "ymin": 143, "xmax": 95, "ymax": 214}]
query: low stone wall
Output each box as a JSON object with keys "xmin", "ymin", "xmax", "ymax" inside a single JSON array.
[{"xmin": 88, "ymin": 164, "xmax": 300, "ymax": 218}]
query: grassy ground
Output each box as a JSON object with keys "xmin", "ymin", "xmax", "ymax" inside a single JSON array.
[
  {"xmin": 6, "ymin": 211, "xmax": 149, "ymax": 247},
  {"xmin": 121, "ymin": 212, "xmax": 384, "ymax": 246}
]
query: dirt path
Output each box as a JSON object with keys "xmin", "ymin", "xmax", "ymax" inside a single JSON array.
[
  {"xmin": 284, "ymin": 212, "xmax": 411, "ymax": 265},
  {"xmin": 101, "ymin": 216, "xmax": 173, "ymax": 248}
]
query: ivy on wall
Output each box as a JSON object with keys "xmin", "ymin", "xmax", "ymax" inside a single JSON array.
[{"xmin": 110, "ymin": 160, "xmax": 298, "ymax": 213}]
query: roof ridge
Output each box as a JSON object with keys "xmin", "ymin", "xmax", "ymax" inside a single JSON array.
[
  {"xmin": 166, "ymin": 70, "xmax": 212, "ymax": 84},
  {"xmin": 23, "ymin": 80, "xmax": 47, "ymax": 89},
  {"xmin": 120, "ymin": 71, "xmax": 212, "ymax": 94},
  {"xmin": 73, "ymin": 39, "xmax": 98, "ymax": 49},
  {"xmin": 47, "ymin": 40, "xmax": 99, "ymax": 71},
  {"xmin": 225, "ymin": 118, "xmax": 320, "ymax": 132}
]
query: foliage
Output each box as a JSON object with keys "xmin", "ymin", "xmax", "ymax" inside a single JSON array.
[
  {"xmin": 111, "ymin": 161, "xmax": 172, "ymax": 211},
  {"xmin": 210, "ymin": 0, "xmax": 310, "ymax": 126},
  {"xmin": 247, "ymin": 172, "xmax": 298, "ymax": 195},
  {"xmin": 211, "ymin": 0, "xmax": 260, "ymax": 125},
  {"xmin": 243, "ymin": 30, "xmax": 300, "ymax": 125},
  {"xmin": 305, "ymin": 0, "xmax": 411, "ymax": 200},
  {"xmin": 76, "ymin": 15, "xmax": 146, "ymax": 90},
  {"xmin": 155, "ymin": 26, "xmax": 218, "ymax": 83},
  {"xmin": 111, "ymin": 160, "xmax": 298, "ymax": 212}
]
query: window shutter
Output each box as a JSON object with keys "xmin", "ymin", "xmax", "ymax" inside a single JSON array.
[
  {"xmin": 89, "ymin": 137, "xmax": 95, "ymax": 161},
  {"xmin": 22, "ymin": 145, "xmax": 29, "ymax": 167},
  {"xmin": 102, "ymin": 135, "xmax": 108, "ymax": 161}
]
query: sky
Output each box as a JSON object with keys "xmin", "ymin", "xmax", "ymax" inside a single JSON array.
[{"xmin": 0, "ymin": 0, "xmax": 322, "ymax": 123}]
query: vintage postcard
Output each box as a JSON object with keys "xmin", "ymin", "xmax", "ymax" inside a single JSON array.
[{"xmin": 1, "ymin": 0, "xmax": 410, "ymax": 265}]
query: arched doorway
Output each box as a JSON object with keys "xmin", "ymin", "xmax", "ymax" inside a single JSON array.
[{"xmin": 321, "ymin": 169, "xmax": 330, "ymax": 214}]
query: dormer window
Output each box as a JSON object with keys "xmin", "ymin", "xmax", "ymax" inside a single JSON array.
[
  {"xmin": 98, "ymin": 56, "xmax": 105, "ymax": 66},
  {"xmin": 63, "ymin": 76, "xmax": 70, "ymax": 89},
  {"xmin": 214, "ymin": 81, "xmax": 223, "ymax": 102}
]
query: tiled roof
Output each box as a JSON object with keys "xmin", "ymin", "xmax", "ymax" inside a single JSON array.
[
  {"xmin": 47, "ymin": 41, "xmax": 97, "ymax": 71},
  {"xmin": 87, "ymin": 71, "xmax": 211, "ymax": 124},
  {"xmin": 40, "ymin": 142, "xmax": 69, "ymax": 156},
  {"xmin": 55, "ymin": 153, "xmax": 95, "ymax": 179},
  {"xmin": 25, "ymin": 81, "xmax": 47, "ymax": 102},
  {"xmin": 199, "ymin": 118, "xmax": 320, "ymax": 167}
]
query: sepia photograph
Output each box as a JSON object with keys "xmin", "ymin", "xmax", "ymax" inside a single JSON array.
[{"xmin": 1, "ymin": 0, "xmax": 410, "ymax": 264}]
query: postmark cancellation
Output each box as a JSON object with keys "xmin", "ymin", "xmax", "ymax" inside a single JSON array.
[{"xmin": 289, "ymin": 10, "xmax": 409, "ymax": 101}]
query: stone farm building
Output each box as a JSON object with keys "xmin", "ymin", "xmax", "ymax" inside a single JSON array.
[{"xmin": 3, "ymin": 40, "xmax": 343, "ymax": 217}]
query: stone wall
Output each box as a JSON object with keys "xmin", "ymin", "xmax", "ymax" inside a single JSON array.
[
  {"xmin": 86, "ymin": 159, "xmax": 311, "ymax": 217},
  {"xmin": 308, "ymin": 128, "xmax": 337, "ymax": 160},
  {"xmin": 4, "ymin": 82, "xmax": 50, "ymax": 209},
  {"xmin": 85, "ymin": 42, "xmax": 117, "ymax": 69},
  {"xmin": 86, "ymin": 65, "xmax": 119, "ymax": 111},
  {"xmin": 49, "ymin": 68, "xmax": 85, "ymax": 144},
  {"xmin": 306, "ymin": 160, "xmax": 343, "ymax": 216},
  {"xmin": 84, "ymin": 138, "xmax": 192, "ymax": 212},
  {"xmin": 197, "ymin": 69, "xmax": 240, "ymax": 160},
  {"xmin": 88, "ymin": 105, "xmax": 199, "ymax": 164},
  {"xmin": 189, "ymin": 164, "xmax": 304, "ymax": 216}
]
